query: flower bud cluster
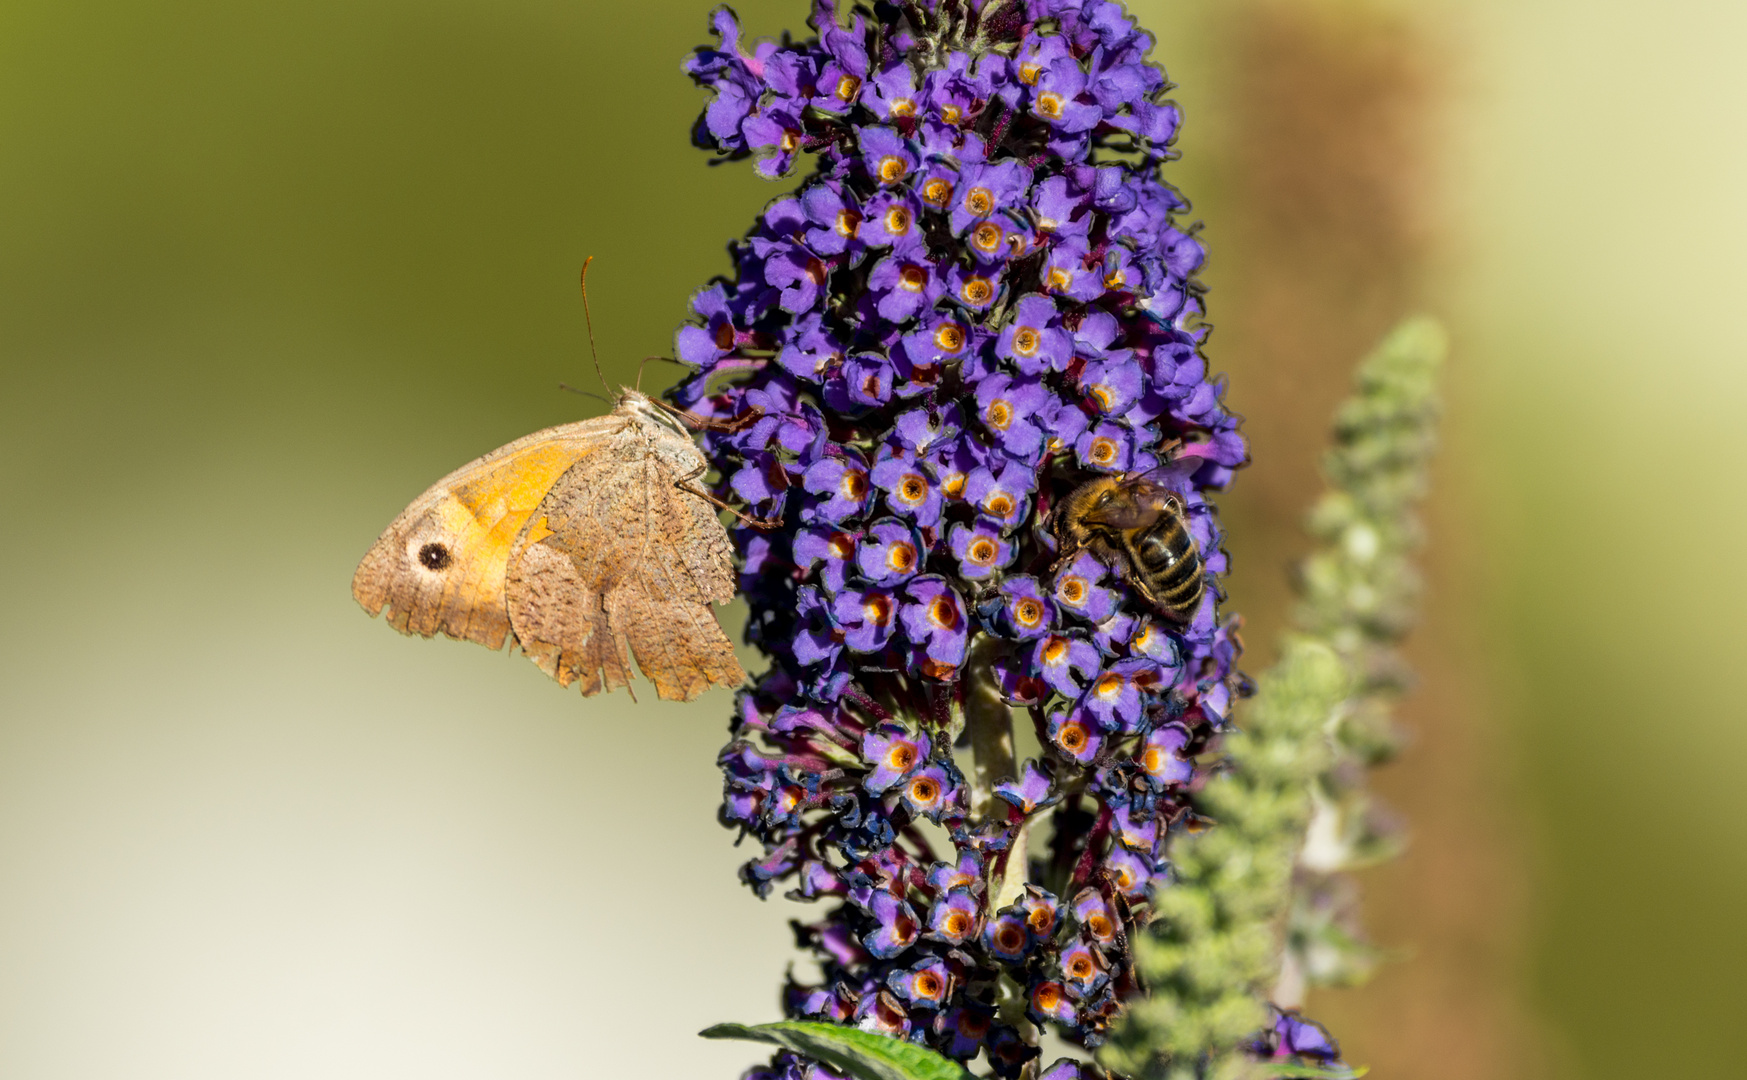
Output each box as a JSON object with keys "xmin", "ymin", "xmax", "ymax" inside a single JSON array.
[{"xmin": 673, "ymin": 1, "xmax": 1248, "ymax": 1075}]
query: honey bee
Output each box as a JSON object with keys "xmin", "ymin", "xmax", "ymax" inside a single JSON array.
[{"xmin": 1050, "ymin": 472, "xmax": 1204, "ymax": 623}]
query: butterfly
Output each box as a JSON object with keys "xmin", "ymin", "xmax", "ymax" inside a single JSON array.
[{"xmin": 351, "ymin": 386, "xmax": 749, "ymax": 702}]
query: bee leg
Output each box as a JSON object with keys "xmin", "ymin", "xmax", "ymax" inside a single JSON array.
[{"xmin": 673, "ymin": 463, "xmax": 784, "ymax": 530}]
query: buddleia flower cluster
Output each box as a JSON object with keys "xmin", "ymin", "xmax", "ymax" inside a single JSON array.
[{"xmin": 669, "ymin": 1, "xmax": 1255, "ymax": 1076}]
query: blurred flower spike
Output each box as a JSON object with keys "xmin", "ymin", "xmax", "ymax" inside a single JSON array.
[{"xmin": 667, "ymin": 1, "xmax": 1323, "ymax": 1077}]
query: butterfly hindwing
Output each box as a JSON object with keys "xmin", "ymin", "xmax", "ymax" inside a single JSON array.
[{"xmin": 350, "ymin": 418, "xmax": 616, "ymax": 649}]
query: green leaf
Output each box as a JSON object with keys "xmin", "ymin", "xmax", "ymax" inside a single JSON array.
[
  {"xmin": 700, "ymin": 1021, "xmax": 976, "ymax": 1080},
  {"xmin": 1259, "ymin": 1063, "xmax": 1369, "ymax": 1079}
]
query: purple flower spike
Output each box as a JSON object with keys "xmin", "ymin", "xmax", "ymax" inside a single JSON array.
[
  {"xmin": 947, "ymin": 517, "xmax": 1015, "ymax": 581},
  {"xmin": 856, "ymin": 518, "xmax": 924, "ymax": 586},
  {"xmin": 860, "ymin": 724, "xmax": 930, "ymax": 794},
  {"xmin": 900, "ymin": 575, "xmax": 970, "ymax": 675},
  {"xmin": 1046, "ymin": 706, "xmax": 1105, "ymax": 765},
  {"xmin": 684, "ymin": 0, "xmax": 1251, "ymax": 1059},
  {"xmin": 994, "ymin": 759, "xmax": 1059, "ymax": 815},
  {"xmin": 1271, "ymin": 1008, "xmax": 1342, "ymax": 1061},
  {"xmin": 1141, "ymin": 722, "xmax": 1195, "ymax": 787},
  {"xmin": 996, "ymin": 294, "xmax": 1073, "ymax": 375}
]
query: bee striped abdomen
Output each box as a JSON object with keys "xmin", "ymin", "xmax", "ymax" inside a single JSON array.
[{"xmin": 1128, "ymin": 512, "xmax": 1203, "ymax": 621}]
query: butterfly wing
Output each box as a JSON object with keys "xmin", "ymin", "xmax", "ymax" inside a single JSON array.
[
  {"xmin": 351, "ymin": 417, "xmax": 620, "ymax": 649},
  {"xmin": 505, "ymin": 414, "xmax": 744, "ymax": 702}
]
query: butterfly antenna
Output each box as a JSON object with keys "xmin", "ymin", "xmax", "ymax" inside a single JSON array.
[
  {"xmin": 636, "ymin": 354, "xmax": 684, "ymax": 392},
  {"xmin": 579, "ymin": 256, "xmax": 609, "ymax": 395},
  {"xmin": 558, "ymin": 382, "xmax": 614, "ymax": 406}
]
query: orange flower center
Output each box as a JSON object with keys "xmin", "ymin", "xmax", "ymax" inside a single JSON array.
[
  {"xmin": 922, "ymin": 178, "xmax": 953, "ymax": 207},
  {"xmin": 1087, "ymin": 913, "xmax": 1114, "ymax": 940},
  {"xmin": 1044, "ymin": 266, "xmax": 1072, "ymax": 291},
  {"xmin": 887, "ymin": 742, "xmax": 917, "ymax": 770},
  {"xmin": 986, "ymin": 400, "xmax": 1013, "ymax": 429},
  {"xmin": 971, "ymin": 220, "xmax": 1004, "ymax": 253},
  {"xmin": 934, "ymin": 323, "xmax": 965, "ymax": 352},
  {"xmin": 835, "ymin": 74, "xmax": 861, "ymax": 101},
  {"xmin": 1032, "ymin": 982, "xmax": 1065, "ymax": 1011},
  {"xmin": 840, "ymin": 471, "xmax": 868, "ymax": 500},
  {"xmin": 899, "ymin": 474, "xmax": 927, "ymax": 503},
  {"xmin": 890, "ymin": 98, "xmax": 916, "ymax": 117},
  {"xmin": 996, "ymin": 925, "xmax": 1025, "ymax": 952},
  {"xmin": 984, "ymin": 492, "xmax": 1014, "ymax": 517},
  {"xmin": 909, "ymin": 776, "xmax": 939, "ymax": 804},
  {"xmin": 836, "ymin": 208, "xmax": 861, "ymax": 237},
  {"xmin": 1018, "ymin": 61, "xmax": 1042, "ymax": 85},
  {"xmin": 912, "ymin": 971, "xmax": 943, "ymax": 998},
  {"xmin": 1036, "ymin": 91, "xmax": 1065, "ymax": 119},
  {"xmin": 929, "ymin": 597, "xmax": 959, "ymax": 629},
  {"xmin": 1057, "ymin": 722, "xmax": 1088, "ymax": 752},
  {"xmin": 1014, "ymin": 598, "xmax": 1043, "ymax": 627},
  {"xmin": 884, "ymin": 206, "xmax": 912, "ymax": 234},
  {"xmin": 1060, "ymin": 579, "xmax": 1087, "ymax": 605},
  {"xmin": 1026, "ymin": 907, "xmax": 1055, "ymax": 935},
  {"xmin": 1068, "ymin": 954, "xmax": 1095, "ymax": 979},
  {"xmin": 780, "ymin": 128, "xmax": 800, "ymax": 152},
  {"xmin": 1095, "ymin": 673, "xmax": 1123, "ymax": 698},
  {"xmin": 961, "ymin": 277, "xmax": 993, "ymax": 304},
  {"xmin": 965, "ymin": 187, "xmax": 994, "ymax": 216},
  {"xmin": 863, "ymin": 593, "xmax": 893, "ymax": 625},
  {"xmin": 1089, "ymin": 384, "xmax": 1115, "ymax": 411},
  {"xmin": 1105, "ymin": 266, "xmax": 1127, "ymax": 288},
  {"xmin": 899, "ymin": 264, "xmax": 927, "ymax": 291},
  {"xmin": 1012, "ymin": 327, "xmax": 1040, "ymax": 356},
  {"xmin": 968, "ymin": 538, "xmax": 997, "ymax": 565},
  {"xmin": 878, "ymin": 155, "xmax": 908, "ymax": 184},
  {"xmin": 1040, "ymin": 637, "xmax": 1068, "ymax": 664},
  {"xmin": 828, "ymin": 531, "xmax": 855, "ymax": 558},
  {"xmin": 887, "ymin": 543, "xmax": 916, "ymax": 572},
  {"xmin": 943, "ymin": 910, "xmax": 971, "ymax": 936},
  {"xmin": 941, "ymin": 103, "xmax": 962, "ymax": 123}
]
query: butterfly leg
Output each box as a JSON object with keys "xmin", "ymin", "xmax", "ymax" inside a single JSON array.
[
  {"xmin": 649, "ymin": 394, "xmax": 766, "ymax": 434},
  {"xmin": 674, "ymin": 464, "xmax": 784, "ymax": 530}
]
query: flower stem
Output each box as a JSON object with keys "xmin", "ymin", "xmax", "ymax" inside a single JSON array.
[{"xmin": 964, "ymin": 633, "xmax": 1015, "ymax": 824}]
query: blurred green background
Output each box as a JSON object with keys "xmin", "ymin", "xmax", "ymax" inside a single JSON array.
[{"xmin": 1, "ymin": 0, "xmax": 1741, "ymax": 1077}]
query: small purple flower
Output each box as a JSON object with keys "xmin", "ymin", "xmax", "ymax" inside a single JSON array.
[
  {"xmin": 1075, "ymin": 419, "xmax": 1157, "ymax": 474},
  {"xmin": 1058, "ymin": 941, "xmax": 1107, "ymax": 995},
  {"xmin": 1018, "ymin": 886, "xmax": 1061, "ymax": 943},
  {"xmin": 1081, "ymin": 656, "xmax": 1168, "ymax": 732},
  {"xmin": 675, "ymin": 283, "xmax": 737, "ymax": 368},
  {"xmin": 1140, "ymin": 722, "xmax": 1194, "ymax": 787},
  {"xmin": 864, "ymin": 254, "xmax": 943, "ymax": 321},
  {"xmin": 938, "ymin": 1005, "xmax": 996, "ymax": 1060},
  {"xmin": 927, "ymin": 889, "xmax": 981, "ymax": 945},
  {"xmin": 887, "ymin": 957, "xmax": 952, "ymax": 1012},
  {"xmin": 1027, "ymin": 979, "xmax": 1077, "ymax": 1026},
  {"xmin": 1071, "ymin": 887, "xmax": 1121, "ymax": 944},
  {"xmin": 791, "ymin": 585, "xmax": 842, "ymax": 667},
  {"xmin": 889, "ymin": 403, "xmax": 963, "ymax": 457},
  {"xmin": 1046, "ymin": 705, "xmax": 1105, "ymax": 765},
  {"xmin": 1104, "ymin": 844, "xmax": 1159, "ymax": 900},
  {"xmin": 799, "ymin": 451, "xmax": 872, "ymax": 524},
  {"xmin": 871, "ymin": 449, "xmax": 945, "ymax": 527},
  {"xmin": 793, "ymin": 525, "xmax": 857, "ymax": 593},
  {"xmin": 861, "ymin": 725, "xmax": 930, "ymax": 794},
  {"xmin": 900, "ymin": 575, "xmax": 969, "ymax": 674},
  {"xmin": 833, "ymin": 585, "xmax": 899, "ymax": 654},
  {"xmin": 949, "ymin": 159, "xmax": 1030, "ymax": 234},
  {"xmin": 947, "ymin": 517, "xmax": 1014, "ymax": 581},
  {"xmin": 899, "ymin": 762, "xmax": 960, "ymax": 822},
  {"xmin": 943, "ymin": 261, "xmax": 1002, "ymax": 313},
  {"xmin": 1039, "ymin": 1061, "xmax": 1095, "ymax": 1080},
  {"xmin": 800, "ymin": 181, "xmax": 866, "ymax": 258},
  {"xmin": 855, "ymin": 518, "xmax": 924, "ymax": 585},
  {"xmin": 1040, "ymin": 236, "xmax": 1103, "ymax": 301},
  {"xmin": 763, "ymin": 240, "xmax": 832, "ymax": 314},
  {"xmin": 926, "ymin": 849, "xmax": 985, "ymax": 894},
  {"xmin": 983, "ymin": 911, "xmax": 1031, "ymax": 963},
  {"xmin": 900, "ymin": 313, "xmax": 978, "ymax": 369},
  {"xmin": 824, "ymin": 352, "xmax": 897, "ymax": 412},
  {"xmin": 962, "ymin": 460, "xmax": 1032, "ymax": 530},
  {"xmin": 1032, "ymin": 633, "xmax": 1102, "ymax": 697},
  {"xmin": 862, "ymin": 189, "xmax": 925, "ymax": 254},
  {"xmin": 1053, "ymin": 550, "xmax": 1119, "ymax": 623},
  {"xmin": 858, "ymin": 124, "xmax": 917, "ymax": 186},
  {"xmin": 994, "ymin": 575, "xmax": 1057, "ymax": 640},
  {"xmin": 776, "ymin": 310, "xmax": 846, "ymax": 381},
  {"xmin": 996, "ymin": 293, "xmax": 1073, "ymax": 375},
  {"xmin": 994, "ymin": 759, "xmax": 1059, "ymax": 815},
  {"xmin": 864, "ymin": 62, "xmax": 919, "ymax": 121},
  {"xmin": 974, "ymin": 372, "xmax": 1052, "ymax": 462},
  {"xmin": 863, "ymin": 892, "xmax": 922, "ymax": 961},
  {"xmin": 1114, "ymin": 800, "xmax": 1160, "ymax": 856}
]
